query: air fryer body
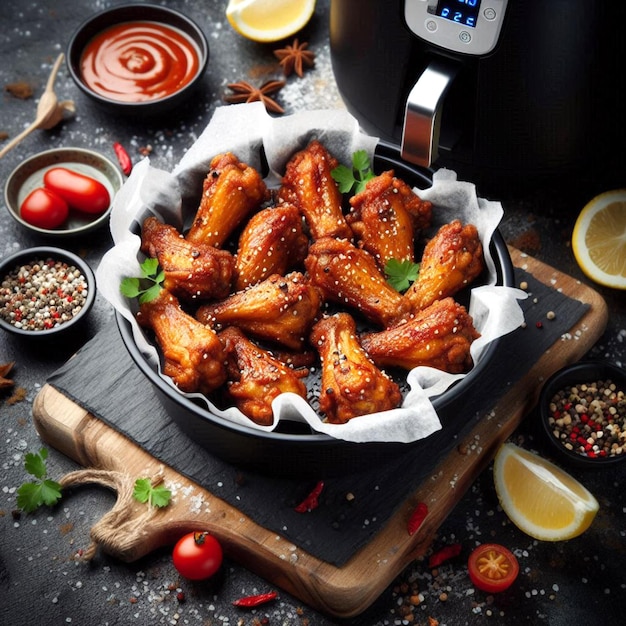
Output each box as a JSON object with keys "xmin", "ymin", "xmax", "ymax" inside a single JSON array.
[{"xmin": 330, "ymin": 0, "xmax": 626, "ymax": 191}]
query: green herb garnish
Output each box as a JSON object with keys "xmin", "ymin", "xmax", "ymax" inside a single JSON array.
[
  {"xmin": 384, "ymin": 258, "xmax": 420, "ymax": 292},
  {"xmin": 132, "ymin": 477, "xmax": 172, "ymax": 509},
  {"xmin": 331, "ymin": 149, "xmax": 376, "ymax": 195},
  {"xmin": 16, "ymin": 448, "xmax": 62, "ymax": 513},
  {"xmin": 120, "ymin": 257, "xmax": 164, "ymax": 304}
]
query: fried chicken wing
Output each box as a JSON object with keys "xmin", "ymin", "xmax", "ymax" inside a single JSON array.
[
  {"xmin": 219, "ymin": 326, "xmax": 309, "ymax": 426},
  {"xmin": 278, "ymin": 140, "xmax": 353, "ymax": 241},
  {"xmin": 233, "ymin": 203, "xmax": 309, "ymax": 291},
  {"xmin": 186, "ymin": 152, "xmax": 270, "ymax": 247},
  {"xmin": 196, "ymin": 271, "xmax": 323, "ymax": 351},
  {"xmin": 346, "ymin": 170, "xmax": 432, "ymax": 268},
  {"xmin": 406, "ymin": 219, "xmax": 484, "ymax": 311},
  {"xmin": 310, "ymin": 312, "xmax": 402, "ymax": 424},
  {"xmin": 304, "ymin": 236, "xmax": 411, "ymax": 328},
  {"xmin": 360, "ymin": 297, "xmax": 480, "ymax": 373},
  {"xmin": 136, "ymin": 289, "xmax": 227, "ymax": 394},
  {"xmin": 140, "ymin": 216, "xmax": 235, "ymax": 302}
]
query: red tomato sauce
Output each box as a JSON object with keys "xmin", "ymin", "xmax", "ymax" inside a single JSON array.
[{"xmin": 80, "ymin": 21, "xmax": 201, "ymax": 102}]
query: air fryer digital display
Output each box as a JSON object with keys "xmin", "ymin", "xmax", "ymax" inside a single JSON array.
[
  {"xmin": 436, "ymin": 0, "xmax": 482, "ymax": 28},
  {"xmin": 405, "ymin": 0, "xmax": 508, "ymax": 56}
]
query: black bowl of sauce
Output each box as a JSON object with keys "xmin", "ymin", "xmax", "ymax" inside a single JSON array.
[{"xmin": 67, "ymin": 3, "xmax": 209, "ymax": 116}]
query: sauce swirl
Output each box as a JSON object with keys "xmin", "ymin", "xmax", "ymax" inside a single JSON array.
[{"xmin": 80, "ymin": 21, "xmax": 201, "ymax": 102}]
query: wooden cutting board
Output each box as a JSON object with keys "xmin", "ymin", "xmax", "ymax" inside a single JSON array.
[{"xmin": 31, "ymin": 248, "xmax": 608, "ymax": 619}]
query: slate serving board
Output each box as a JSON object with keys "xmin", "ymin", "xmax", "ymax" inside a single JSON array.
[{"xmin": 32, "ymin": 248, "xmax": 608, "ymax": 618}]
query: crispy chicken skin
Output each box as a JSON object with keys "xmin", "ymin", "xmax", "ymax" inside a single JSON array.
[
  {"xmin": 136, "ymin": 289, "xmax": 227, "ymax": 395},
  {"xmin": 140, "ymin": 216, "xmax": 235, "ymax": 302},
  {"xmin": 196, "ymin": 271, "xmax": 323, "ymax": 351},
  {"xmin": 278, "ymin": 140, "xmax": 353, "ymax": 241},
  {"xmin": 186, "ymin": 152, "xmax": 270, "ymax": 247},
  {"xmin": 406, "ymin": 219, "xmax": 484, "ymax": 311},
  {"xmin": 234, "ymin": 203, "xmax": 309, "ymax": 291},
  {"xmin": 219, "ymin": 326, "xmax": 309, "ymax": 426},
  {"xmin": 310, "ymin": 313, "xmax": 402, "ymax": 424},
  {"xmin": 360, "ymin": 297, "xmax": 480, "ymax": 374},
  {"xmin": 347, "ymin": 170, "xmax": 433, "ymax": 268},
  {"xmin": 304, "ymin": 236, "xmax": 411, "ymax": 328}
]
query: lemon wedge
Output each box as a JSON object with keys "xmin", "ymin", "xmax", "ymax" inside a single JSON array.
[
  {"xmin": 493, "ymin": 443, "xmax": 599, "ymax": 541},
  {"xmin": 226, "ymin": 0, "xmax": 316, "ymax": 43},
  {"xmin": 572, "ymin": 189, "xmax": 626, "ymax": 289}
]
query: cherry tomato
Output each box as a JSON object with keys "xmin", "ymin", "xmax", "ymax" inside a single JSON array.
[
  {"xmin": 468, "ymin": 543, "xmax": 519, "ymax": 593},
  {"xmin": 43, "ymin": 167, "xmax": 110, "ymax": 214},
  {"xmin": 20, "ymin": 187, "xmax": 69, "ymax": 229},
  {"xmin": 172, "ymin": 531, "xmax": 223, "ymax": 580}
]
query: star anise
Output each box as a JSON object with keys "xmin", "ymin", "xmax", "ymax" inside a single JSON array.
[
  {"xmin": 274, "ymin": 39, "xmax": 315, "ymax": 78},
  {"xmin": 224, "ymin": 80, "xmax": 286, "ymax": 115},
  {"xmin": 0, "ymin": 361, "xmax": 15, "ymax": 390}
]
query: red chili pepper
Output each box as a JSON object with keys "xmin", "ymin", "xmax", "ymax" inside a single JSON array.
[
  {"xmin": 428, "ymin": 542, "xmax": 462, "ymax": 568},
  {"xmin": 232, "ymin": 591, "xmax": 278, "ymax": 607},
  {"xmin": 294, "ymin": 480, "xmax": 324, "ymax": 513},
  {"xmin": 407, "ymin": 502, "xmax": 428, "ymax": 536},
  {"xmin": 113, "ymin": 141, "xmax": 133, "ymax": 175}
]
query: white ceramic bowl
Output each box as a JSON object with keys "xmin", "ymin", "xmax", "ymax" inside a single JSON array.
[{"xmin": 4, "ymin": 147, "xmax": 123, "ymax": 237}]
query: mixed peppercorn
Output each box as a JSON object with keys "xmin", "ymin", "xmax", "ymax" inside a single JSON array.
[
  {"xmin": 0, "ymin": 257, "xmax": 89, "ymax": 331},
  {"xmin": 547, "ymin": 378, "xmax": 626, "ymax": 460}
]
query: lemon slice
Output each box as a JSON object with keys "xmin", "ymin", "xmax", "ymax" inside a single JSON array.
[
  {"xmin": 572, "ymin": 189, "xmax": 626, "ymax": 289},
  {"xmin": 226, "ymin": 0, "xmax": 316, "ymax": 43},
  {"xmin": 493, "ymin": 443, "xmax": 599, "ymax": 541}
]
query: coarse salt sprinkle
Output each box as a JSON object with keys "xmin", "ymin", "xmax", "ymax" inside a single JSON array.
[{"xmin": 0, "ymin": 257, "xmax": 89, "ymax": 331}]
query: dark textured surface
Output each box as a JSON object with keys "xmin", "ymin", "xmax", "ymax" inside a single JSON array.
[{"xmin": 1, "ymin": 1, "xmax": 625, "ymax": 625}]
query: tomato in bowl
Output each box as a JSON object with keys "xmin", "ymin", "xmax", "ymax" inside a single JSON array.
[{"xmin": 4, "ymin": 147, "xmax": 123, "ymax": 237}]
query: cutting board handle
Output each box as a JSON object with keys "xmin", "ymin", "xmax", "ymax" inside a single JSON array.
[{"xmin": 60, "ymin": 467, "xmax": 170, "ymax": 561}]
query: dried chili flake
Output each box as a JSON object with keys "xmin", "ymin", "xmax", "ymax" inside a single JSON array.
[
  {"xmin": 428, "ymin": 542, "xmax": 462, "ymax": 568},
  {"xmin": 407, "ymin": 502, "xmax": 428, "ymax": 536},
  {"xmin": 232, "ymin": 591, "xmax": 278, "ymax": 607},
  {"xmin": 113, "ymin": 141, "xmax": 133, "ymax": 175},
  {"xmin": 294, "ymin": 480, "xmax": 324, "ymax": 513}
]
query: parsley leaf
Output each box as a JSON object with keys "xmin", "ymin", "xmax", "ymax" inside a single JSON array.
[
  {"xmin": 330, "ymin": 164, "xmax": 356, "ymax": 194},
  {"xmin": 384, "ymin": 258, "xmax": 421, "ymax": 292},
  {"xmin": 120, "ymin": 257, "xmax": 165, "ymax": 304},
  {"xmin": 331, "ymin": 149, "xmax": 376, "ymax": 195},
  {"xmin": 16, "ymin": 448, "xmax": 62, "ymax": 513},
  {"xmin": 133, "ymin": 477, "xmax": 172, "ymax": 509}
]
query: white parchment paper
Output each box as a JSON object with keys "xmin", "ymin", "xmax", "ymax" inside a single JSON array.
[{"xmin": 97, "ymin": 103, "xmax": 526, "ymax": 443}]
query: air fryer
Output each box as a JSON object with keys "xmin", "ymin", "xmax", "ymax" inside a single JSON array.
[{"xmin": 330, "ymin": 0, "xmax": 626, "ymax": 190}]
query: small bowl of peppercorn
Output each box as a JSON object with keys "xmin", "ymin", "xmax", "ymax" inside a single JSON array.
[
  {"xmin": 0, "ymin": 247, "xmax": 96, "ymax": 339},
  {"xmin": 539, "ymin": 360, "xmax": 626, "ymax": 469}
]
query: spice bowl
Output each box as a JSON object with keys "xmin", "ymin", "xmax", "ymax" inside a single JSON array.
[
  {"xmin": 0, "ymin": 247, "xmax": 96, "ymax": 339},
  {"xmin": 539, "ymin": 360, "xmax": 626, "ymax": 469},
  {"xmin": 4, "ymin": 147, "xmax": 123, "ymax": 237},
  {"xmin": 66, "ymin": 3, "xmax": 209, "ymax": 116}
]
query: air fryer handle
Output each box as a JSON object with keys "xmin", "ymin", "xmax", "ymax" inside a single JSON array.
[{"xmin": 401, "ymin": 58, "xmax": 460, "ymax": 167}]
